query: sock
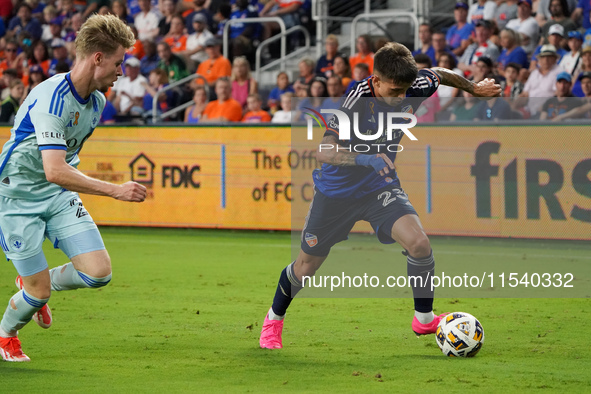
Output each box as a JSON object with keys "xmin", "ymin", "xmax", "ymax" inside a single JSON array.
[
  {"xmin": 407, "ymin": 250, "xmax": 435, "ymax": 313},
  {"xmin": 0, "ymin": 290, "xmax": 49, "ymax": 336},
  {"xmin": 415, "ymin": 311, "xmax": 436, "ymax": 324},
  {"xmin": 50, "ymin": 262, "xmax": 112, "ymax": 291},
  {"xmin": 270, "ymin": 261, "xmax": 302, "ymax": 319}
]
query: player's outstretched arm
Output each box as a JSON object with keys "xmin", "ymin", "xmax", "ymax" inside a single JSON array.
[
  {"xmin": 430, "ymin": 67, "xmax": 502, "ymax": 97},
  {"xmin": 41, "ymin": 149, "xmax": 147, "ymax": 202},
  {"xmin": 317, "ymin": 134, "xmax": 394, "ymax": 176}
]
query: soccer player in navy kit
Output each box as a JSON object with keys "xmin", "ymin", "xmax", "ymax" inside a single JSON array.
[{"xmin": 260, "ymin": 42, "xmax": 501, "ymax": 349}]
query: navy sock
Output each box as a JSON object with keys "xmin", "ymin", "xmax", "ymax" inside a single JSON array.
[
  {"xmin": 271, "ymin": 261, "xmax": 302, "ymax": 316},
  {"xmin": 407, "ymin": 251, "xmax": 435, "ymax": 313}
]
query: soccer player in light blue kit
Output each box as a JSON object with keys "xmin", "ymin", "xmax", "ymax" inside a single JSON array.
[{"xmin": 0, "ymin": 14, "xmax": 147, "ymax": 362}]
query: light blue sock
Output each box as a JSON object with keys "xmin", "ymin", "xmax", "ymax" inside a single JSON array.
[
  {"xmin": 0, "ymin": 290, "xmax": 49, "ymax": 337},
  {"xmin": 50, "ymin": 262, "xmax": 111, "ymax": 291}
]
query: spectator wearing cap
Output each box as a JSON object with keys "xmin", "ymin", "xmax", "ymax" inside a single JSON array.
[
  {"xmin": 157, "ymin": 41, "xmax": 190, "ymax": 83},
  {"xmin": 560, "ymin": 31, "xmax": 584, "ymax": 76},
  {"xmin": 26, "ymin": 64, "xmax": 47, "ymax": 93},
  {"xmin": 201, "ymin": 77, "xmax": 243, "ymax": 122},
  {"xmin": 530, "ymin": 24, "xmax": 568, "ymax": 71},
  {"xmin": 468, "ymin": 0, "xmax": 497, "ymax": 25},
  {"xmin": 494, "ymin": 0, "xmax": 518, "ymax": 30},
  {"xmin": 181, "ymin": 13, "xmax": 214, "ymax": 70},
  {"xmin": 500, "ymin": 62, "xmax": 525, "ymax": 98},
  {"xmin": 44, "ymin": 17, "xmax": 64, "ymax": 47},
  {"xmin": 552, "ymin": 71, "xmax": 591, "ymax": 121},
  {"xmin": 572, "ymin": 0, "xmax": 591, "ymax": 30},
  {"xmin": 0, "ymin": 79, "xmax": 25, "ymax": 123},
  {"xmin": 540, "ymin": 71, "xmax": 580, "ymax": 119},
  {"xmin": 459, "ymin": 20, "xmax": 500, "ymax": 75},
  {"xmin": 48, "ymin": 38, "xmax": 71, "ymax": 76},
  {"xmin": 110, "ymin": 57, "xmax": 148, "ymax": 115},
  {"xmin": 540, "ymin": 0, "xmax": 577, "ymax": 41},
  {"xmin": 135, "ymin": 0, "xmax": 160, "ymax": 42},
  {"xmin": 8, "ymin": 4, "xmax": 42, "ymax": 41},
  {"xmin": 447, "ymin": 2, "xmax": 474, "ymax": 57},
  {"xmin": 505, "ymin": 0, "xmax": 540, "ymax": 55},
  {"xmin": 571, "ymin": 46, "xmax": 591, "ymax": 96},
  {"xmin": 518, "ymin": 44, "xmax": 564, "ymax": 115},
  {"xmin": 412, "ymin": 23, "xmax": 435, "ymax": 62},
  {"xmin": 185, "ymin": 0, "xmax": 213, "ymax": 35},
  {"xmin": 349, "ymin": 35, "xmax": 374, "ymax": 74},
  {"xmin": 497, "ymin": 28, "xmax": 529, "ymax": 76},
  {"xmin": 196, "ymin": 37, "xmax": 232, "ymax": 87},
  {"xmin": 164, "ymin": 14, "xmax": 189, "ymax": 54}
]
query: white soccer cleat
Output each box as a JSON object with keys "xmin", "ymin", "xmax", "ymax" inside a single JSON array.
[{"xmin": 15, "ymin": 276, "xmax": 52, "ymax": 329}]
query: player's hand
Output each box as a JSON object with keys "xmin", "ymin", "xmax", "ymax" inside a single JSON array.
[
  {"xmin": 355, "ymin": 153, "xmax": 395, "ymax": 176},
  {"xmin": 114, "ymin": 181, "xmax": 147, "ymax": 202},
  {"xmin": 472, "ymin": 78, "xmax": 502, "ymax": 98}
]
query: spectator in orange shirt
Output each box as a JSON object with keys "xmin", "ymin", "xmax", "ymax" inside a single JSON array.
[
  {"xmin": 242, "ymin": 93, "xmax": 271, "ymax": 123},
  {"xmin": 349, "ymin": 34, "xmax": 374, "ymax": 74},
  {"xmin": 201, "ymin": 77, "xmax": 243, "ymax": 122},
  {"xmin": 196, "ymin": 37, "xmax": 232, "ymax": 87},
  {"xmin": 164, "ymin": 14, "xmax": 188, "ymax": 53}
]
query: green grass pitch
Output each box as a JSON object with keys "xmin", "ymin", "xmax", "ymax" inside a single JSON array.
[{"xmin": 1, "ymin": 228, "xmax": 590, "ymax": 392}]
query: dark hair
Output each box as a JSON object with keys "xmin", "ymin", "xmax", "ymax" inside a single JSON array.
[
  {"xmin": 549, "ymin": 0, "xmax": 571, "ymax": 18},
  {"xmin": 505, "ymin": 62, "xmax": 522, "ymax": 72},
  {"xmin": 308, "ymin": 76, "xmax": 328, "ymax": 97},
  {"xmin": 419, "ymin": 23, "xmax": 433, "ymax": 34},
  {"xmin": 374, "ymin": 42, "xmax": 418, "ymax": 84},
  {"xmin": 354, "ymin": 62, "xmax": 370, "ymax": 73},
  {"xmin": 413, "ymin": 53, "xmax": 432, "ymax": 68},
  {"xmin": 437, "ymin": 52, "xmax": 457, "ymax": 69},
  {"xmin": 357, "ymin": 34, "xmax": 374, "ymax": 52}
]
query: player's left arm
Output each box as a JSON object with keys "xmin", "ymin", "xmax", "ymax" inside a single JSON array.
[{"xmin": 430, "ymin": 67, "xmax": 502, "ymax": 97}]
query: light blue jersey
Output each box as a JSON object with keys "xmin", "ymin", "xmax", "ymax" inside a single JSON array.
[{"xmin": 0, "ymin": 72, "xmax": 106, "ymax": 200}]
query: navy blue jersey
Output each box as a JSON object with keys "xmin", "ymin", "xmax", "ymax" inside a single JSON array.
[{"xmin": 313, "ymin": 69, "xmax": 440, "ymax": 199}]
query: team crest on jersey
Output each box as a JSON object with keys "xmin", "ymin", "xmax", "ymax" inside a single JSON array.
[
  {"xmin": 305, "ymin": 233, "xmax": 318, "ymax": 247},
  {"xmin": 401, "ymin": 105, "xmax": 413, "ymax": 114},
  {"xmin": 8, "ymin": 236, "xmax": 25, "ymax": 252}
]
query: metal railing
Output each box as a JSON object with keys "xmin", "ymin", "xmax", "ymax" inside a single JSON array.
[
  {"xmin": 350, "ymin": 12, "xmax": 420, "ymax": 57},
  {"xmin": 223, "ymin": 17, "xmax": 287, "ymax": 69},
  {"xmin": 152, "ymin": 74, "xmax": 208, "ymax": 123},
  {"xmin": 255, "ymin": 25, "xmax": 311, "ymax": 81}
]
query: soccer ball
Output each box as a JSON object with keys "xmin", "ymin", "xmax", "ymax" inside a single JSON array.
[{"xmin": 435, "ymin": 312, "xmax": 484, "ymax": 357}]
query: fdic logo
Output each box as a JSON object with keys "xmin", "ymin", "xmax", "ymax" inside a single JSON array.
[{"xmin": 303, "ymin": 107, "xmax": 418, "ymax": 153}]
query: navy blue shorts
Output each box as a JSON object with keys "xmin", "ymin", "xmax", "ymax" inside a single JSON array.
[{"xmin": 300, "ymin": 186, "xmax": 418, "ymax": 256}]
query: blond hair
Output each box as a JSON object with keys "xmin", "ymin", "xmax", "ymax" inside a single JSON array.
[
  {"xmin": 231, "ymin": 56, "xmax": 252, "ymax": 81},
  {"xmin": 75, "ymin": 14, "xmax": 135, "ymax": 59}
]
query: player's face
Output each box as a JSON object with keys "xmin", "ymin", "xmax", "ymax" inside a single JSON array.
[
  {"xmin": 373, "ymin": 74, "xmax": 412, "ymax": 106},
  {"xmin": 95, "ymin": 46, "xmax": 126, "ymax": 93}
]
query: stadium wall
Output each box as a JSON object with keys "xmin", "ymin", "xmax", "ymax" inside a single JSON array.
[{"xmin": 1, "ymin": 124, "xmax": 589, "ymax": 240}]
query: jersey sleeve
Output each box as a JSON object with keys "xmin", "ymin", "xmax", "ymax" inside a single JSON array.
[
  {"xmin": 407, "ymin": 69, "xmax": 441, "ymax": 98},
  {"xmin": 29, "ymin": 91, "xmax": 68, "ymax": 151}
]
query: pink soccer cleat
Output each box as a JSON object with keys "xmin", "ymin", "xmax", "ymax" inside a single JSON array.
[
  {"xmin": 15, "ymin": 276, "xmax": 52, "ymax": 329},
  {"xmin": 259, "ymin": 310, "xmax": 284, "ymax": 349},
  {"xmin": 0, "ymin": 336, "xmax": 30, "ymax": 362},
  {"xmin": 412, "ymin": 313, "xmax": 448, "ymax": 336}
]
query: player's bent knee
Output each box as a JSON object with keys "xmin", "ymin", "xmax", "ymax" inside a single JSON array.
[
  {"xmin": 77, "ymin": 271, "xmax": 112, "ymax": 288},
  {"xmin": 406, "ymin": 235, "xmax": 431, "ymax": 258}
]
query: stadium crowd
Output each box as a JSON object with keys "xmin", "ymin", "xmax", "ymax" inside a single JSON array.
[{"xmin": 0, "ymin": 0, "xmax": 590, "ymax": 124}]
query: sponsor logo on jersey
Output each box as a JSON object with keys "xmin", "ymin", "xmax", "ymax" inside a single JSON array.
[{"xmin": 305, "ymin": 232, "xmax": 318, "ymax": 247}]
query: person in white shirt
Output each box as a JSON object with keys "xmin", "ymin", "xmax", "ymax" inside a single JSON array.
[
  {"xmin": 518, "ymin": 45, "xmax": 564, "ymax": 115},
  {"xmin": 271, "ymin": 92, "xmax": 293, "ymax": 123},
  {"xmin": 110, "ymin": 57, "xmax": 147, "ymax": 115},
  {"xmin": 505, "ymin": 0, "xmax": 540, "ymax": 55},
  {"xmin": 181, "ymin": 13, "xmax": 213, "ymax": 70},
  {"xmin": 134, "ymin": 0, "xmax": 160, "ymax": 42},
  {"xmin": 459, "ymin": 20, "xmax": 500, "ymax": 75},
  {"xmin": 468, "ymin": 0, "xmax": 497, "ymax": 25},
  {"xmin": 560, "ymin": 30, "xmax": 583, "ymax": 76}
]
